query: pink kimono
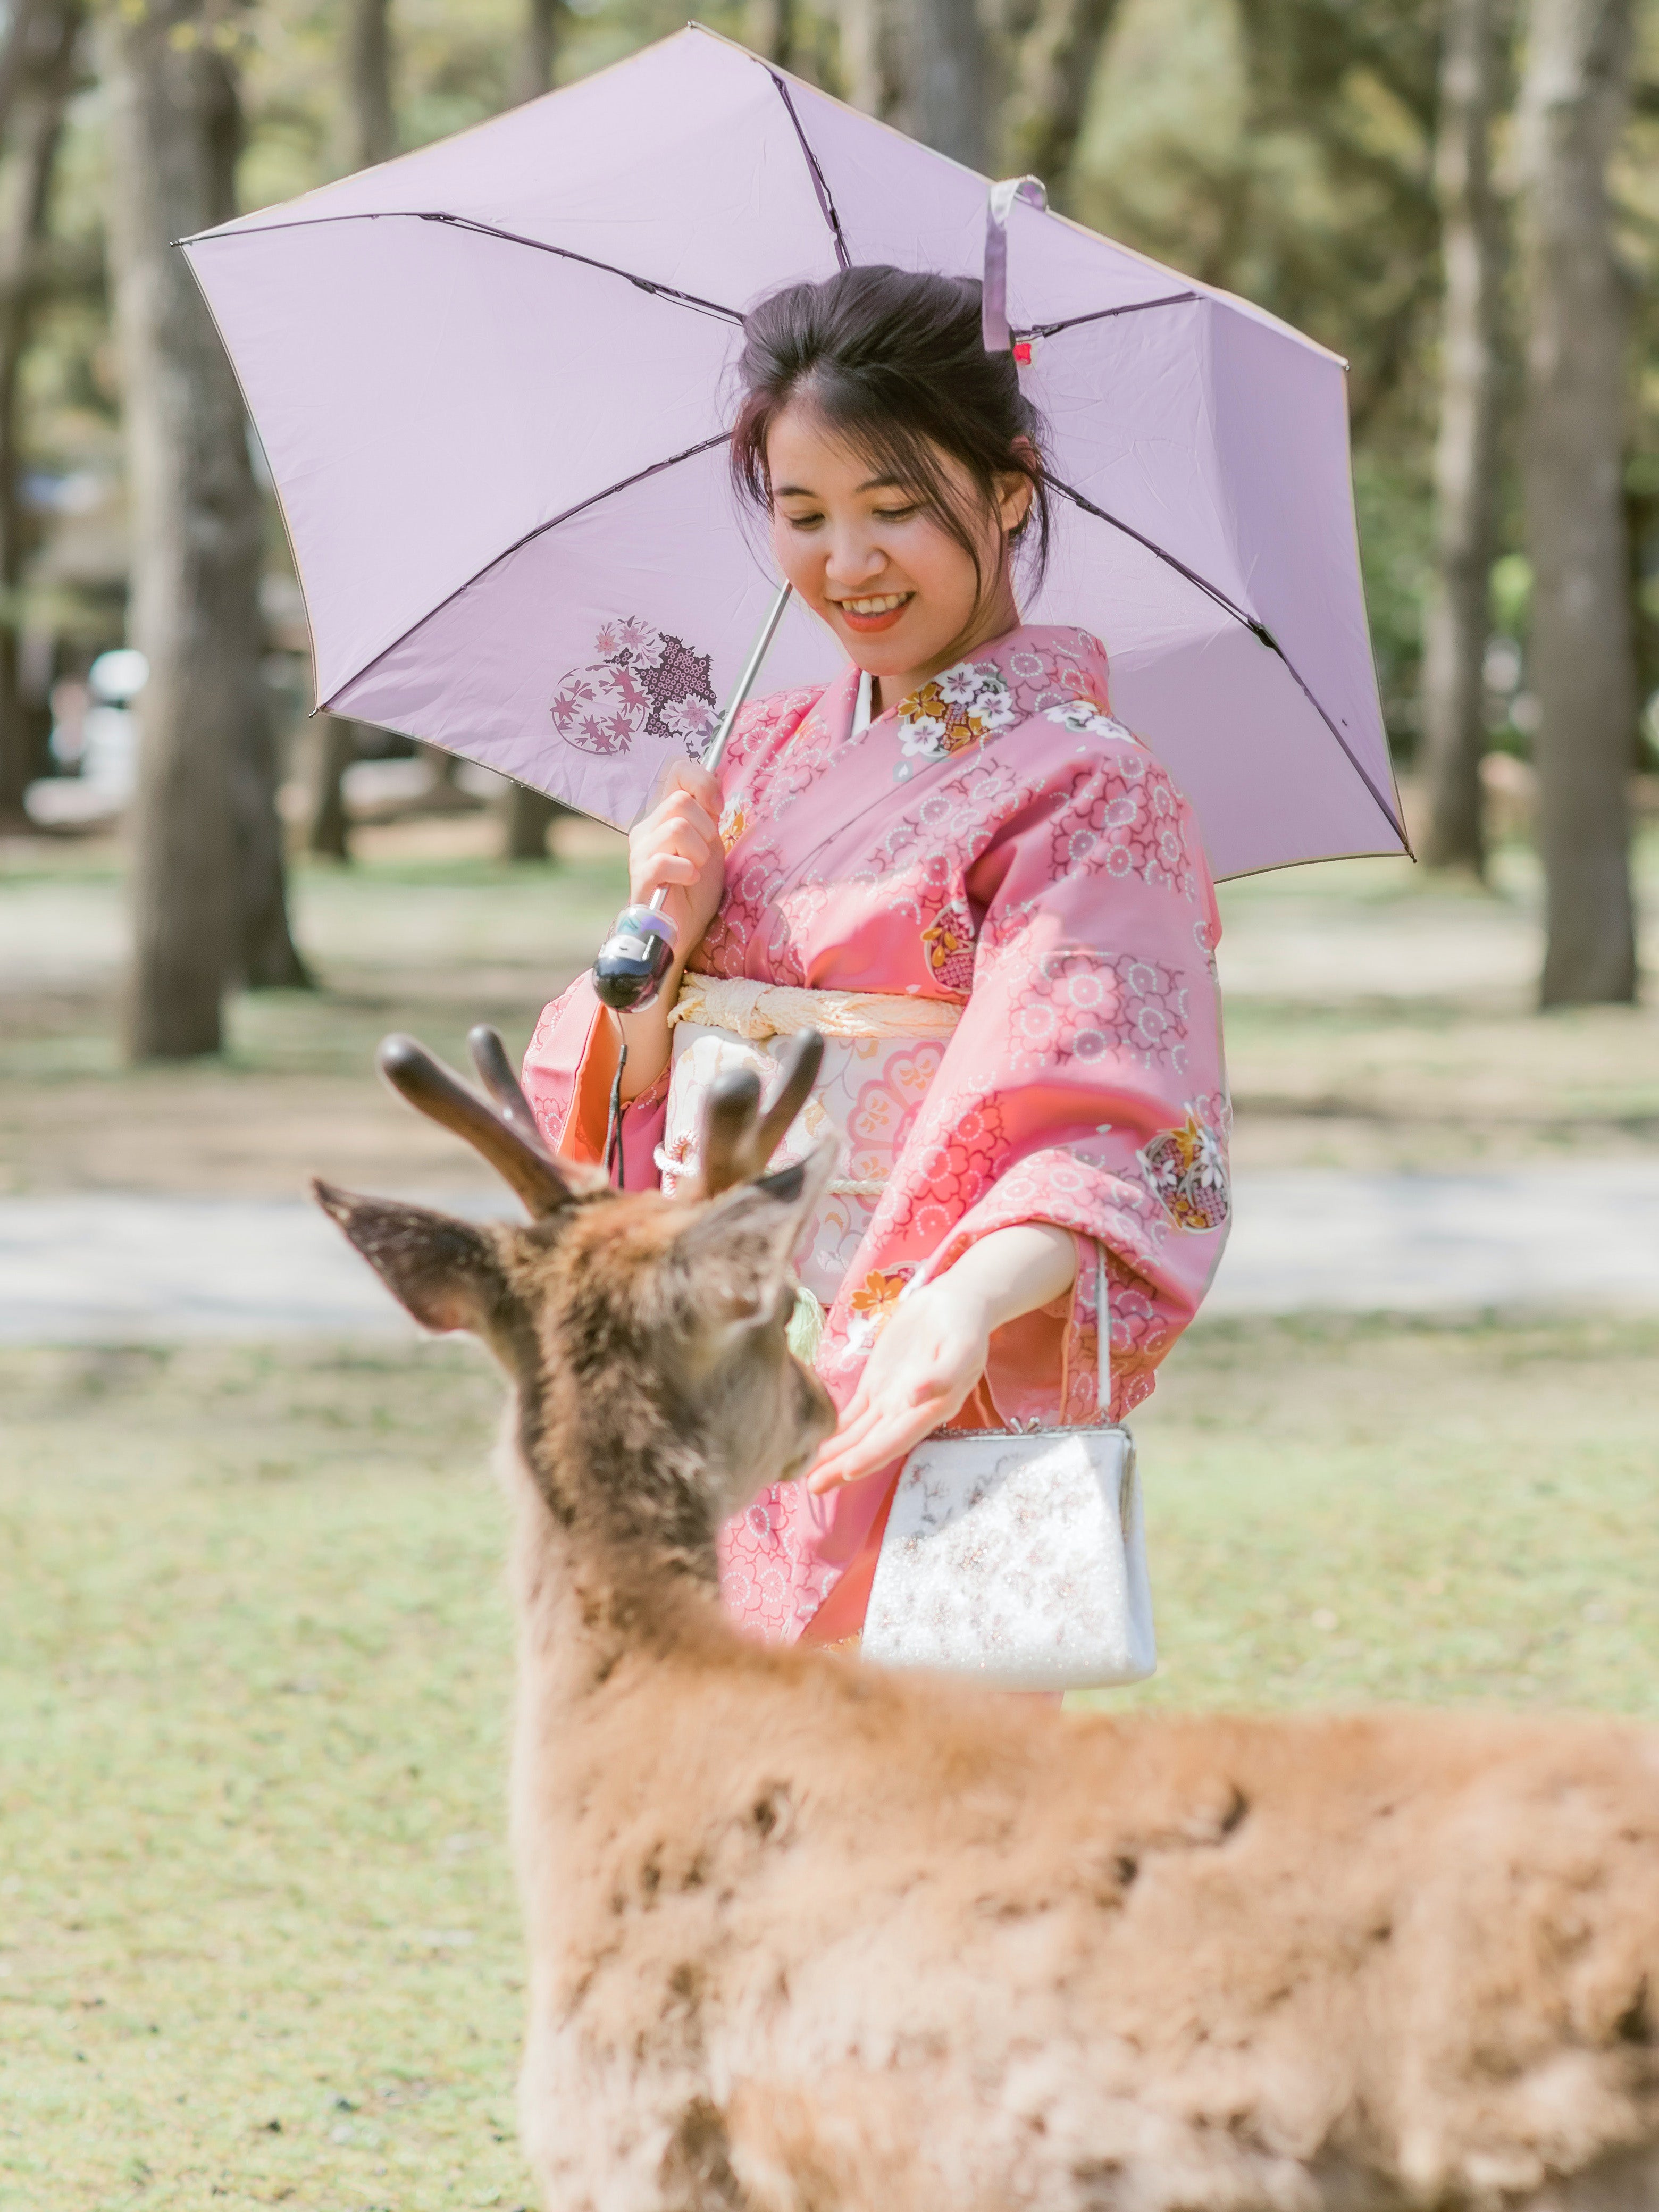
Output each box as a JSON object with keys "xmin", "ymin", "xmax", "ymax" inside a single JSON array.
[{"xmin": 522, "ymin": 624, "xmax": 1230, "ymax": 1645}]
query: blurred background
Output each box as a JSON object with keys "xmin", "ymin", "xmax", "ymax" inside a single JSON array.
[{"xmin": 0, "ymin": 3, "xmax": 1656, "ymax": 2207}]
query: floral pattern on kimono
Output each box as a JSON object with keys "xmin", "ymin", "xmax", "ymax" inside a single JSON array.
[{"xmin": 521, "ymin": 625, "xmax": 1230, "ymax": 1645}]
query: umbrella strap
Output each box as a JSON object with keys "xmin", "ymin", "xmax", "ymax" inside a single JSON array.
[{"xmin": 982, "ymin": 176, "xmax": 1047, "ymax": 354}]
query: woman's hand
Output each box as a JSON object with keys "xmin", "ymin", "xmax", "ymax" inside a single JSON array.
[
  {"xmin": 804, "ymin": 1277, "xmax": 990, "ymax": 1495},
  {"xmin": 608, "ymin": 758, "xmax": 726, "ymax": 1103},
  {"xmin": 627, "ymin": 758, "xmax": 725, "ymax": 953},
  {"xmin": 805, "ymin": 1222, "xmax": 1081, "ymax": 1494}
]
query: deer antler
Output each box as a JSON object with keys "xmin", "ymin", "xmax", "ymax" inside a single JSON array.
[
  {"xmin": 698, "ymin": 1029, "xmax": 825, "ymax": 1197},
  {"xmin": 466, "ymin": 1023, "xmax": 548, "ymax": 1152},
  {"xmin": 376, "ymin": 1032, "xmax": 575, "ymax": 1219}
]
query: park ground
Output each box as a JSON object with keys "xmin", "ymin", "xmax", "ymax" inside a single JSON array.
[{"xmin": 2, "ymin": 811, "xmax": 1657, "ymax": 2208}]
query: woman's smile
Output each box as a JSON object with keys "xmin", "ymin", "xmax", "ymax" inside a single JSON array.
[{"xmin": 833, "ymin": 590, "xmax": 915, "ymax": 633}]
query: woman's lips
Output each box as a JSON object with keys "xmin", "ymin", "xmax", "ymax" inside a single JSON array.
[{"xmin": 833, "ymin": 593, "xmax": 913, "ymax": 635}]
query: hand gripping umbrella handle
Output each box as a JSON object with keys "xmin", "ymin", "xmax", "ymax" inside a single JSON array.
[{"xmin": 592, "ymin": 581, "xmax": 794, "ymax": 1013}]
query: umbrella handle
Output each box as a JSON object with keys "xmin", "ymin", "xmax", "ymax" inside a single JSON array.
[
  {"xmin": 982, "ymin": 176, "xmax": 1047, "ymax": 355},
  {"xmin": 593, "ymin": 581, "xmax": 794, "ymax": 1012}
]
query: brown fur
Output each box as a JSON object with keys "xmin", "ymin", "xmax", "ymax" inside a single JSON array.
[{"xmin": 317, "ymin": 1041, "xmax": 1659, "ymax": 2212}]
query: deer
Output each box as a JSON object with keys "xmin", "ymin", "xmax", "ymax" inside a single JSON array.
[{"xmin": 315, "ymin": 1023, "xmax": 1659, "ymax": 2212}]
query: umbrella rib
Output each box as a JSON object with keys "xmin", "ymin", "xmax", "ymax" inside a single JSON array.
[
  {"xmin": 1016, "ymin": 290, "xmax": 1201, "ymax": 341},
  {"xmin": 1049, "ymin": 474, "xmax": 1407, "ymax": 849},
  {"xmin": 190, "ymin": 209, "xmax": 746, "ymax": 327},
  {"xmin": 766, "ymin": 71, "xmax": 851, "ymax": 271},
  {"xmin": 317, "ymin": 430, "xmax": 734, "ymax": 717}
]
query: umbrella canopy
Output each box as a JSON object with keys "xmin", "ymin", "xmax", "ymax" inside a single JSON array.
[{"xmin": 182, "ymin": 24, "xmax": 1406, "ymax": 879}]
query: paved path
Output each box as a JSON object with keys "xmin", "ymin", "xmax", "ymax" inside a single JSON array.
[{"xmin": 2, "ymin": 1167, "xmax": 1657, "ymax": 1343}]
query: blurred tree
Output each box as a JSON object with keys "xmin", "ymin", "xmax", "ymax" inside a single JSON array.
[
  {"xmin": 1002, "ymin": 0, "xmax": 1122, "ymax": 192},
  {"xmin": 1234, "ymin": 0, "xmax": 1440, "ymax": 435},
  {"xmin": 0, "ymin": 0, "xmax": 82, "ymax": 830},
  {"xmin": 509, "ymin": 0, "xmax": 571, "ymax": 863},
  {"xmin": 502, "ymin": 777, "xmax": 566, "ymax": 859},
  {"xmin": 747, "ymin": 0, "xmax": 796, "ymax": 67},
  {"xmin": 906, "ymin": 0, "xmax": 991, "ymax": 164},
  {"xmin": 105, "ymin": 0, "xmax": 305, "ymax": 1058},
  {"xmin": 1070, "ymin": 0, "xmax": 1444, "ymax": 745},
  {"xmin": 308, "ymin": 0, "xmax": 395, "ymax": 864},
  {"xmin": 344, "ymin": 0, "xmax": 393, "ymax": 156},
  {"xmin": 841, "ymin": 0, "xmax": 909, "ymax": 122},
  {"xmin": 1519, "ymin": 0, "xmax": 1637, "ymax": 1002},
  {"xmin": 1421, "ymin": 0, "xmax": 1507, "ymax": 872},
  {"xmin": 517, "ymin": 0, "xmax": 569, "ymax": 99}
]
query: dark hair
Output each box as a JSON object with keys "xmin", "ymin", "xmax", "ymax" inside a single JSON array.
[{"xmin": 730, "ymin": 265, "xmax": 1052, "ymax": 618}]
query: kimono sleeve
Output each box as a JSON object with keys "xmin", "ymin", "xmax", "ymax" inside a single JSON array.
[
  {"xmin": 520, "ymin": 973, "xmax": 669, "ymax": 1185},
  {"xmin": 883, "ymin": 727, "xmax": 1230, "ymax": 1426}
]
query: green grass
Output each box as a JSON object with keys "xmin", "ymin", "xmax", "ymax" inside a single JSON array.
[
  {"xmin": 1113, "ymin": 1311, "xmax": 1659, "ymax": 1714},
  {"xmin": 0, "ymin": 1342, "xmax": 526, "ymax": 2212},
  {"xmin": 2, "ymin": 1320, "xmax": 1656, "ymax": 2208}
]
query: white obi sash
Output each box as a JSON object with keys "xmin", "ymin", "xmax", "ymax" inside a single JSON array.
[{"xmin": 658, "ymin": 973, "xmax": 964, "ymax": 1328}]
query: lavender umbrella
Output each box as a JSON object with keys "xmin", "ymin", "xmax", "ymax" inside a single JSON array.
[{"xmin": 181, "ymin": 24, "xmax": 1406, "ymax": 879}]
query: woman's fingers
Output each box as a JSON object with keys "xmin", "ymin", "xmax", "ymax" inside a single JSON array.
[
  {"xmin": 628, "ymin": 786, "xmax": 722, "ymax": 909},
  {"xmin": 658, "ymin": 755, "xmax": 723, "ymax": 810},
  {"xmin": 642, "ymin": 808, "xmax": 713, "ymax": 859},
  {"xmin": 806, "ymin": 1380, "xmax": 957, "ymax": 1490},
  {"xmin": 806, "ymin": 1398, "xmax": 950, "ymax": 1493},
  {"xmin": 637, "ymin": 852, "xmax": 702, "ymax": 890}
]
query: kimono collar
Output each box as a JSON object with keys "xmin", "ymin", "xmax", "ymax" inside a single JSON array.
[
  {"xmin": 843, "ymin": 624, "xmax": 1114, "ymax": 742},
  {"xmin": 852, "ymin": 666, "xmax": 873, "ymax": 737}
]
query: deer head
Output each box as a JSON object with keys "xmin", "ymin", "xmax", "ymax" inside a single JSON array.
[{"xmin": 313, "ymin": 1025, "xmax": 836, "ymax": 1572}]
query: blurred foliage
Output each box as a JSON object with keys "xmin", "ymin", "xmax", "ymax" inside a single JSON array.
[
  {"xmin": 1070, "ymin": 0, "xmax": 1659, "ymax": 756},
  {"xmin": 4, "ymin": 0, "xmax": 1657, "ymax": 751}
]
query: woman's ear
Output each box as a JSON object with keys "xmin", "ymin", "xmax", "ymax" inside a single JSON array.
[{"xmin": 998, "ymin": 441, "xmax": 1038, "ymax": 538}]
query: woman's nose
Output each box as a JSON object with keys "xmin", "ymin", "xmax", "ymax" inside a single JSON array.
[{"xmin": 824, "ymin": 530, "xmax": 885, "ymax": 589}]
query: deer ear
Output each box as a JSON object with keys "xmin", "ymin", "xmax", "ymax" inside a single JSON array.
[{"xmin": 313, "ymin": 1180, "xmax": 509, "ymax": 1336}]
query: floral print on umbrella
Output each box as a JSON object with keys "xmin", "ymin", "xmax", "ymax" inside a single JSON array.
[{"xmin": 550, "ymin": 615, "xmax": 717, "ymax": 758}]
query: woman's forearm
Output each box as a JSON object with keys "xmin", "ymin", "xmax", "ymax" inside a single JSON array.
[
  {"xmin": 931, "ymin": 1221, "xmax": 1078, "ymax": 1330},
  {"xmin": 612, "ymin": 960, "xmax": 683, "ymax": 1103}
]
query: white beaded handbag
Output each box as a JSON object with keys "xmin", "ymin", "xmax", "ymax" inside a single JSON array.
[{"xmin": 861, "ymin": 1249, "xmax": 1155, "ymax": 1692}]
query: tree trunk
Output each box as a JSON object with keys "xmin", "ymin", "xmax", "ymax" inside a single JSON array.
[
  {"xmin": 841, "ymin": 0, "xmax": 910, "ymax": 123},
  {"xmin": 0, "ymin": 0, "xmax": 80, "ymax": 830},
  {"xmin": 308, "ymin": 715, "xmax": 357, "ymax": 858},
  {"xmin": 1421, "ymin": 0, "xmax": 1505, "ymax": 874},
  {"xmin": 906, "ymin": 0, "xmax": 991, "ymax": 167},
  {"xmin": 343, "ymin": 0, "xmax": 395, "ymax": 169},
  {"xmin": 1001, "ymin": 0, "xmax": 1121, "ymax": 194},
  {"xmin": 105, "ymin": 3, "xmax": 278, "ymax": 1055},
  {"xmin": 747, "ymin": 0, "xmax": 796, "ymax": 68},
  {"xmin": 517, "ymin": 0, "xmax": 566, "ymax": 103},
  {"xmin": 234, "ymin": 676, "xmax": 310, "ymax": 986},
  {"xmin": 308, "ymin": 0, "xmax": 397, "ymax": 862},
  {"xmin": 195, "ymin": 40, "xmax": 307, "ymax": 990},
  {"xmin": 504, "ymin": 781, "xmax": 566, "ymax": 861},
  {"xmin": 1518, "ymin": 0, "xmax": 1636, "ymax": 1004}
]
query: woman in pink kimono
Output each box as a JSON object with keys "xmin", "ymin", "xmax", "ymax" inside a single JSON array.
[{"xmin": 523, "ymin": 266, "xmax": 1230, "ymax": 1650}]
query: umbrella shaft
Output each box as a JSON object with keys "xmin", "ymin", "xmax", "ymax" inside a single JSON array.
[{"xmin": 647, "ymin": 579, "xmax": 793, "ymax": 917}]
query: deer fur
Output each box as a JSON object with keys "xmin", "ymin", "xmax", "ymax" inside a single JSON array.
[{"xmin": 317, "ymin": 1027, "xmax": 1659, "ymax": 2212}]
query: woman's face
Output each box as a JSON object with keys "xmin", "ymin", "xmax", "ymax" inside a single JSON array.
[{"xmin": 765, "ymin": 400, "xmax": 1030, "ymax": 689}]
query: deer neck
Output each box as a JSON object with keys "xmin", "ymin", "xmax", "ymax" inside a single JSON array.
[{"xmin": 497, "ymin": 1385, "xmax": 727, "ymax": 1694}]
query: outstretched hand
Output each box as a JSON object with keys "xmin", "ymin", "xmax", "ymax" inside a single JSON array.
[
  {"xmin": 803, "ymin": 1222, "xmax": 1083, "ymax": 1495},
  {"xmin": 805, "ymin": 1278, "xmax": 990, "ymax": 1494}
]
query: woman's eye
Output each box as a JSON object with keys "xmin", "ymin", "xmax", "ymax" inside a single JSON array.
[
  {"xmin": 782, "ymin": 509, "xmax": 823, "ymax": 530},
  {"xmin": 874, "ymin": 504, "xmax": 918, "ymax": 523}
]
